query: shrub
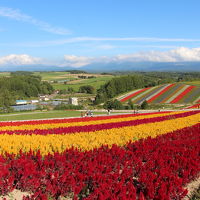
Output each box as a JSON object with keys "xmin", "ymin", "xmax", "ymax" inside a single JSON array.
[{"xmin": 141, "ymin": 100, "xmax": 149, "ymax": 109}]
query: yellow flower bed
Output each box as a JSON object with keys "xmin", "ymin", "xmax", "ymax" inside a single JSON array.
[{"xmin": 0, "ymin": 112, "xmax": 199, "ymax": 156}]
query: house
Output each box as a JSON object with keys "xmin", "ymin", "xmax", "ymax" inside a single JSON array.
[
  {"xmin": 16, "ymin": 100, "xmax": 28, "ymax": 105},
  {"xmin": 69, "ymin": 97, "xmax": 78, "ymax": 105},
  {"xmin": 31, "ymin": 100, "xmax": 39, "ymax": 104},
  {"xmin": 39, "ymin": 96, "xmax": 50, "ymax": 101}
]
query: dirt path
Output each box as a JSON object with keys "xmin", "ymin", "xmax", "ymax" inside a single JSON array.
[{"xmin": 183, "ymin": 176, "xmax": 200, "ymax": 200}]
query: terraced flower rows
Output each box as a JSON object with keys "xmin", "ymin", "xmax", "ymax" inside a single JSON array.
[
  {"xmin": 118, "ymin": 83, "xmax": 200, "ymax": 104},
  {"xmin": 0, "ymin": 110, "xmax": 199, "ymax": 199},
  {"xmin": 186, "ymin": 103, "xmax": 200, "ymax": 109}
]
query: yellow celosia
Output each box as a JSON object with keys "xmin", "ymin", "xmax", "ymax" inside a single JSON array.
[{"xmin": 0, "ymin": 112, "xmax": 199, "ymax": 156}]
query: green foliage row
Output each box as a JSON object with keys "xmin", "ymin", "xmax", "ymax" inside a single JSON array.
[
  {"xmin": 94, "ymin": 75, "xmax": 146, "ymax": 104},
  {"xmin": 79, "ymin": 85, "xmax": 95, "ymax": 94},
  {"xmin": 103, "ymin": 99, "xmax": 149, "ymax": 110},
  {"xmin": 54, "ymin": 104, "xmax": 83, "ymax": 110},
  {"xmin": 65, "ymin": 70, "xmax": 87, "ymax": 74}
]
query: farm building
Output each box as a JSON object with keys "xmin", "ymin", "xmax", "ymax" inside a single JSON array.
[
  {"xmin": 69, "ymin": 97, "xmax": 78, "ymax": 105},
  {"xmin": 16, "ymin": 100, "xmax": 28, "ymax": 105}
]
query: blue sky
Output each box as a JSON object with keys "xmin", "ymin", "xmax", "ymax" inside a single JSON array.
[{"xmin": 1, "ymin": 0, "xmax": 200, "ymax": 67}]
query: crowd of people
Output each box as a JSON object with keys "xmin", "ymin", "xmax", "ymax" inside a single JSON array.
[{"xmin": 81, "ymin": 110, "xmax": 93, "ymax": 117}]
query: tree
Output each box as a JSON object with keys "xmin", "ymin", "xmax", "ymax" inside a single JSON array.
[
  {"xmin": 0, "ymin": 74, "xmax": 54, "ymax": 98},
  {"xmin": 112, "ymin": 99, "xmax": 123, "ymax": 110},
  {"xmin": 79, "ymin": 85, "xmax": 95, "ymax": 94},
  {"xmin": 0, "ymin": 89, "xmax": 15, "ymax": 112},
  {"xmin": 59, "ymin": 89, "xmax": 67, "ymax": 95},
  {"xmin": 103, "ymin": 99, "xmax": 123, "ymax": 110},
  {"xmin": 128, "ymin": 99, "xmax": 135, "ymax": 109},
  {"xmin": 94, "ymin": 74, "xmax": 145, "ymax": 104},
  {"xmin": 67, "ymin": 87, "xmax": 74, "ymax": 94},
  {"xmin": 141, "ymin": 100, "xmax": 148, "ymax": 109}
]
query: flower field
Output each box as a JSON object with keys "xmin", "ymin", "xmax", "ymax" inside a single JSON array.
[
  {"xmin": 118, "ymin": 83, "xmax": 200, "ymax": 104},
  {"xmin": 0, "ymin": 110, "xmax": 200, "ymax": 199}
]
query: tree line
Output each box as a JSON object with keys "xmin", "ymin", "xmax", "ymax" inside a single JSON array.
[{"xmin": 94, "ymin": 74, "xmax": 151, "ymax": 104}]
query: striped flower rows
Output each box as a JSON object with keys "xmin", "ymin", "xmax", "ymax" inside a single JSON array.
[
  {"xmin": 119, "ymin": 88, "xmax": 150, "ymax": 102},
  {"xmin": 186, "ymin": 103, "xmax": 200, "ymax": 109},
  {"xmin": 0, "ymin": 112, "xmax": 199, "ymax": 199},
  {"xmin": 118, "ymin": 83, "xmax": 199, "ymax": 104},
  {"xmin": 0, "ymin": 111, "xmax": 199, "ymax": 156},
  {"xmin": 170, "ymin": 85, "xmax": 196, "ymax": 103}
]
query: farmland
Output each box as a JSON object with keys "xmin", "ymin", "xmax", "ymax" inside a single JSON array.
[
  {"xmin": 33, "ymin": 71, "xmax": 114, "ymax": 91},
  {"xmin": 183, "ymin": 80, "xmax": 200, "ymax": 87},
  {"xmin": 52, "ymin": 76, "xmax": 113, "ymax": 91},
  {"xmin": 0, "ymin": 71, "xmax": 114, "ymax": 92},
  {"xmin": 0, "ymin": 110, "xmax": 199, "ymax": 199}
]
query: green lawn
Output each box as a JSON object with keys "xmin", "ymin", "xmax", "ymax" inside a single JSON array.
[
  {"xmin": 0, "ymin": 110, "xmax": 82, "ymax": 121},
  {"xmin": 0, "ymin": 110, "xmax": 130, "ymax": 122}
]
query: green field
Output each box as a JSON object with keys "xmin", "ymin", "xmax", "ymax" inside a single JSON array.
[
  {"xmin": 182, "ymin": 80, "xmax": 200, "ymax": 87},
  {"xmin": 33, "ymin": 72, "xmax": 71, "ymax": 81},
  {"xmin": 0, "ymin": 71, "xmax": 114, "ymax": 92},
  {"xmin": 33, "ymin": 72, "xmax": 114, "ymax": 91},
  {"xmin": 0, "ymin": 72, "xmax": 10, "ymax": 77},
  {"xmin": 53, "ymin": 76, "xmax": 113, "ymax": 91}
]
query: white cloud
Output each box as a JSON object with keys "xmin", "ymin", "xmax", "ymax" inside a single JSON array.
[
  {"xmin": 0, "ymin": 54, "xmax": 41, "ymax": 66},
  {"xmin": 115, "ymin": 47, "xmax": 200, "ymax": 62},
  {"xmin": 63, "ymin": 55, "xmax": 94, "ymax": 67},
  {"xmin": 0, "ymin": 7, "xmax": 70, "ymax": 35},
  {"xmin": 63, "ymin": 47, "xmax": 200, "ymax": 67},
  {"xmin": 1, "ymin": 47, "xmax": 200, "ymax": 68}
]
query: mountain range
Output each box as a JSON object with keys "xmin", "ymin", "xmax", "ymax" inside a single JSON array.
[{"xmin": 0, "ymin": 62, "xmax": 200, "ymax": 72}]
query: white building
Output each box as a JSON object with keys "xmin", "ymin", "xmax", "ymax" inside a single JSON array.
[
  {"xmin": 31, "ymin": 100, "xmax": 39, "ymax": 104},
  {"xmin": 69, "ymin": 97, "xmax": 78, "ymax": 105},
  {"xmin": 16, "ymin": 100, "xmax": 28, "ymax": 105}
]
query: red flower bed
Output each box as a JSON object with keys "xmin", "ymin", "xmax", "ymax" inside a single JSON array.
[
  {"xmin": 120, "ymin": 88, "xmax": 150, "ymax": 102},
  {"xmin": 0, "ymin": 111, "xmax": 198, "ymax": 135},
  {"xmin": 147, "ymin": 84, "xmax": 175, "ymax": 103},
  {"xmin": 0, "ymin": 123, "xmax": 199, "ymax": 199},
  {"xmin": 186, "ymin": 103, "xmax": 200, "ymax": 109},
  {"xmin": 170, "ymin": 86, "xmax": 196, "ymax": 104}
]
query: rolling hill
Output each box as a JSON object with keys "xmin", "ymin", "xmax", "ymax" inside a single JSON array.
[{"xmin": 117, "ymin": 83, "xmax": 200, "ymax": 104}]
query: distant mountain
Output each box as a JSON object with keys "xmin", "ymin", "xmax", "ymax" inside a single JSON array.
[
  {"xmin": 81, "ymin": 62, "xmax": 200, "ymax": 72},
  {"xmin": 0, "ymin": 61, "xmax": 200, "ymax": 72}
]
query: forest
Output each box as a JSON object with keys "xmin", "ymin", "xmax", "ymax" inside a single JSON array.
[{"xmin": 0, "ymin": 73, "xmax": 54, "ymax": 110}]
